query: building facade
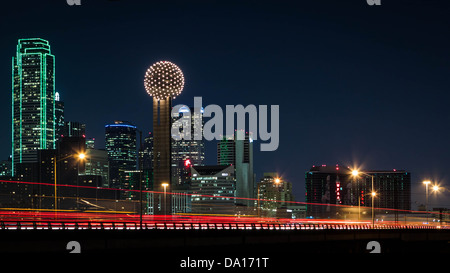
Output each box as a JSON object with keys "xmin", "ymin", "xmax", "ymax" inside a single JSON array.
[
  {"xmin": 305, "ymin": 165, "xmax": 411, "ymax": 218},
  {"xmin": 306, "ymin": 165, "xmax": 354, "ymax": 218},
  {"xmin": 171, "ymin": 106, "xmax": 205, "ymax": 187},
  {"xmin": 0, "ymin": 157, "xmax": 13, "ymax": 178},
  {"xmin": 217, "ymin": 131, "xmax": 254, "ymax": 207},
  {"xmin": 257, "ymin": 173, "xmax": 295, "ymax": 216},
  {"xmin": 12, "ymin": 38, "xmax": 56, "ymax": 175},
  {"xmin": 105, "ymin": 121, "xmax": 137, "ymax": 189},
  {"xmin": 55, "ymin": 91, "xmax": 64, "ymax": 144},
  {"xmin": 355, "ymin": 170, "xmax": 411, "ymax": 211},
  {"xmin": 190, "ymin": 165, "xmax": 236, "ymax": 214},
  {"xmin": 139, "ymin": 132, "xmax": 153, "ymax": 171},
  {"xmin": 82, "ymin": 148, "xmax": 110, "ymax": 187},
  {"xmin": 64, "ymin": 121, "xmax": 85, "ymax": 138}
]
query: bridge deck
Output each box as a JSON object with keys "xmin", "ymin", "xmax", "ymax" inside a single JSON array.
[{"xmin": 0, "ymin": 222, "xmax": 448, "ymax": 254}]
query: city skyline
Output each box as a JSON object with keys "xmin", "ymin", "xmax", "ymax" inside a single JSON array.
[{"xmin": 0, "ymin": 1, "xmax": 449, "ymax": 210}]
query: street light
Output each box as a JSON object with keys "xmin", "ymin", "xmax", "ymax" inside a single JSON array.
[
  {"xmin": 53, "ymin": 152, "xmax": 86, "ymax": 217},
  {"xmin": 423, "ymin": 180, "xmax": 431, "ymax": 224},
  {"xmin": 357, "ymin": 192, "xmax": 376, "ymax": 221},
  {"xmin": 423, "ymin": 181, "xmax": 441, "ymax": 224},
  {"xmin": 351, "ymin": 169, "xmax": 376, "ymax": 228},
  {"xmin": 162, "ymin": 183, "xmax": 169, "ymax": 216}
]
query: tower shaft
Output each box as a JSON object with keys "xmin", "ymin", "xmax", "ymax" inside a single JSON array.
[{"xmin": 153, "ymin": 97, "xmax": 172, "ymax": 214}]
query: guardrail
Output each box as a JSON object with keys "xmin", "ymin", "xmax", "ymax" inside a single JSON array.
[{"xmin": 0, "ymin": 221, "xmax": 446, "ymax": 231}]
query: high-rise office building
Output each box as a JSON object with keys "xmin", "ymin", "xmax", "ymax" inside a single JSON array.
[
  {"xmin": 64, "ymin": 121, "xmax": 86, "ymax": 138},
  {"xmin": 81, "ymin": 148, "xmax": 109, "ymax": 187},
  {"xmin": 171, "ymin": 106, "xmax": 205, "ymax": 187},
  {"xmin": 191, "ymin": 165, "xmax": 236, "ymax": 214},
  {"xmin": 0, "ymin": 157, "xmax": 13, "ymax": 178},
  {"xmin": 305, "ymin": 165, "xmax": 411, "ymax": 218},
  {"xmin": 105, "ymin": 121, "xmax": 137, "ymax": 189},
  {"xmin": 217, "ymin": 137, "xmax": 235, "ymax": 166},
  {"xmin": 354, "ymin": 170, "xmax": 411, "ymax": 211},
  {"xmin": 139, "ymin": 132, "xmax": 153, "ymax": 171},
  {"xmin": 85, "ymin": 138, "xmax": 95, "ymax": 149},
  {"xmin": 217, "ymin": 131, "xmax": 254, "ymax": 207},
  {"xmin": 12, "ymin": 38, "xmax": 56, "ymax": 175},
  {"xmin": 257, "ymin": 173, "xmax": 294, "ymax": 213},
  {"xmin": 55, "ymin": 91, "xmax": 64, "ymax": 144},
  {"xmin": 305, "ymin": 165, "xmax": 352, "ymax": 218},
  {"xmin": 121, "ymin": 169, "xmax": 152, "ymax": 201}
]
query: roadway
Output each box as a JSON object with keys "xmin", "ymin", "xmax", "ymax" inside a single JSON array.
[{"xmin": 0, "ymin": 210, "xmax": 448, "ymax": 254}]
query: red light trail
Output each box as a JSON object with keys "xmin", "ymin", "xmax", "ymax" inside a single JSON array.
[{"xmin": 0, "ymin": 179, "xmax": 448, "ymax": 229}]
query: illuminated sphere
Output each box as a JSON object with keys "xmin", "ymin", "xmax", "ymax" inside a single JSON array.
[{"xmin": 144, "ymin": 61, "xmax": 185, "ymax": 101}]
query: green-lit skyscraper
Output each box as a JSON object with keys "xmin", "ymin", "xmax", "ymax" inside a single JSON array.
[
  {"xmin": 12, "ymin": 38, "xmax": 56, "ymax": 175},
  {"xmin": 217, "ymin": 131, "xmax": 254, "ymax": 207}
]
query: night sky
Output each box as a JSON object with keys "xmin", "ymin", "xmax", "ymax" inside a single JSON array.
[{"xmin": 1, "ymin": 0, "xmax": 449, "ymax": 209}]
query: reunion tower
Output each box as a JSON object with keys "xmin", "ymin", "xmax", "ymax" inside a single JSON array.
[{"xmin": 144, "ymin": 61, "xmax": 185, "ymax": 214}]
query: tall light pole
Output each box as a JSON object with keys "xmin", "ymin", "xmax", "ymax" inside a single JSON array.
[
  {"xmin": 423, "ymin": 181, "xmax": 441, "ymax": 224},
  {"xmin": 162, "ymin": 183, "xmax": 169, "ymax": 216},
  {"xmin": 137, "ymin": 129, "xmax": 143, "ymax": 229},
  {"xmin": 257, "ymin": 184, "xmax": 261, "ymax": 217},
  {"xmin": 53, "ymin": 152, "xmax": 86, "ymax": 218},
  {"xmin": 352, "ymin": 170, "xmax": 376, "ymax": 228},
  {"xmin": 54, "ymin": 156, "xmax": 57, "ymax": 216},
  {"xmin": 423, "ymin": 180, "xmax": 431, "ymax": 224}
]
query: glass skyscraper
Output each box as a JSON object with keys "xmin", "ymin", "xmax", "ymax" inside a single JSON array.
[
  {"xmin": 105, "ymin": 120, "xmax": 137, "ymax": 189},
  {"xmin": 54, "ymin": 91, "xmax": 64, "ymax": 144},
  {"xmin": 171, "ymin": 106, "xmax": 205, "ymax": 186},
  {"xmin": 12, "ymin": 38, "xmax": 56, "ymax": 175},
  {"xmin": 217, "ymin": 137, "xmax": 235, "ymax": 166},
  {"xmin": 64, "ymin": 121, "xmax": 86, "ymax": 137},
  {"xmin": 217, "ymin": 131, "xmax": 254, "ymax": 207},
  {"xmin": 139, "ymin": 132, "xmax": 153, "ymax": 171}
]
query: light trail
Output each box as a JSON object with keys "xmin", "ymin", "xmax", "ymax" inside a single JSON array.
[
  {"xmin": 2, "ymin": 178, "xmax": 449, "ymax": 215},
  {"xmin": 0, "ymin": 210, "xmax": 446, "ymax": 228},
  {"xmin": 0, "ymin": 179, "xmax": 449, "ymax": 229}
]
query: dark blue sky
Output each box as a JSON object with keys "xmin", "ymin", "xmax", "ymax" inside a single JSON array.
[{"xmin": 1, "ymin": 0, "xmax": 450, "ymax": 208}]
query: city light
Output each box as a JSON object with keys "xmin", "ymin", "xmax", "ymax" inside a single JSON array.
[
  {"xmin": 184, "ymin": 159, "xmax": 191, "ymax": 167},
  {"xmin": 3, "ymin": 1, "xmax": 450, "ymax": 256},
  {"xmin": 144, "ymin": 61, "xmax": 185, "ymax": 100}
]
